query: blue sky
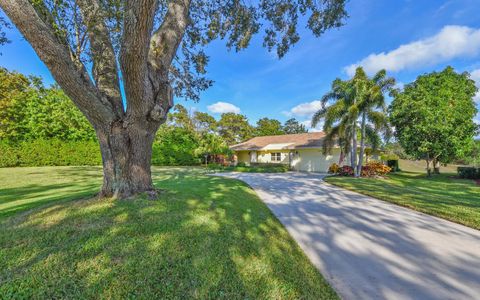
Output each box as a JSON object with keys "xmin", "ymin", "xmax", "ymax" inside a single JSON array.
[{"xmin": 1, "ymin": 0, "xmax": 480, "ymax": 130}]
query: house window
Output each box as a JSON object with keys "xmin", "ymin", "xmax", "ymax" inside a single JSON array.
[{"xmin": 271, "ymin": 152, "xmax": 281, "ymax": 162}]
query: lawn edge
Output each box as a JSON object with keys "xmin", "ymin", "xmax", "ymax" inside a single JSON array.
[{"xmin": 323, "ymin": 176, "xmax": 480, "ymax": 231}]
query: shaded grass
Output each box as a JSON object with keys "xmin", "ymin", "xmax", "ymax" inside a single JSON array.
[
  {"xmin": 0, "ymin": 166, "xmax": 337, "ymax": 299},
  {"xmin": 325, "ymin": 171, "xmax": 480, "ymax": 230},
  {"xmin": 0, "ymin": 166, "xmax": 103, "ymax": 219}
]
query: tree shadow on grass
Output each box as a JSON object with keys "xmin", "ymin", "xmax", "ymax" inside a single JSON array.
[{"xmin": 0, "ymin": 172, "xmax": 336, "ymax": 299}]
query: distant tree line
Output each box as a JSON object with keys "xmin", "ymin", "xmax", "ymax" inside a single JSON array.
[{"xmin": 0, "ymin": 68, "xmax": 307, "ymax": 167}]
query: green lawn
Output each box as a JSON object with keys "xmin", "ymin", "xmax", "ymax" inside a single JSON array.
[
  {"xmin": 0, "ymin": 166, "xmax": 337, "ymax": 299},
  {"xmin": 325, "ymin": 170, "xmax": 480, "ymax": 230}
]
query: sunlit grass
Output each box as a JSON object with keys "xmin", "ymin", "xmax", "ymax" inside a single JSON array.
[
  {"xmin": 0, "ymin": 166, "xmax": 337, "ymax": 299},
  {"xmin": 325, "ymin": 170, "xmax": 480, "ymax": 230}
]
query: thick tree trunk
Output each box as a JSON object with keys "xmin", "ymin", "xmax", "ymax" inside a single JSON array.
[{"xmin": 96, "ymin": 123, "xmax": 158, "ymax": 199}]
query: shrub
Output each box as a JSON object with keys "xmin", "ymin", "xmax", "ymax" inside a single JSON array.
[
  {"xmin": 381, "ymin": 153, "xmax": 400, "ymax": 161},
  {"xmin": 0, "ymin": 139, "xmax": 101, "ymax": 167},
  {"xmin": 206, "ymin": 163, "xmax": 223, "ymax": 170},
  {"xmin": 237, "ymin": 162, "xmax": 247, "ymax": 167},
  {"xmin": 457, "ymin": 167, "xmax": 480, "ymax": 179},
  {"xmin": 338, "ymin": 165, "xmax": 354, "ymax": 176},
  {"xmin": 152, "ymin": 126, "xmax": 201, "ymax": 166},
  {"xmin": 362, "ymin": 161, "xmax": 391, "ymax": 177},
  {"xmin": 386, "ymin": 160, "xmax": 400, "ymax": 172},
  {"xmin": 328, "ymin": 163, "xmax": 340, "ymax": 174},
  {"xmin": 0, "ymin": 138, "xmax": 204, "ymax": 167},
  {"xmin": 250, "ymin": 163, "xmax": 290, "ymax": 172}
]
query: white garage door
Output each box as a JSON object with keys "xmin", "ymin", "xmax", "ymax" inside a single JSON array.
[{"xmin": 294, "ymin": 149, "xmax": 339, "ymax": 172}]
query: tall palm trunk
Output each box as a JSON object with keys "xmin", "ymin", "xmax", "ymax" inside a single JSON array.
[
  {"xmin": 351, "ymin": 122, "xmax": 358, "ymax": 176},
  {"xmin": 357, "ymin": 111, "xmax": 367, "ymax": 177}
]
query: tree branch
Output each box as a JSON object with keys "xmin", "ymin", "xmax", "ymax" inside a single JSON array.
[
  {"xmin": 120, "ymin": 0, "xmax": 158, "ymax": 119},
  {"xmin": 149, "ymin": 0, "xmax": 191, "ymax": 75},
  {"xmin": 77, "ymin": 0, "xmax": 124, "ymax": 118},
  {"xmin": 0, "ymin": 0, "xmax": 115, "ymax": 125},
  {"xmin": 146, "ymin": 0, "xmax": 191, "ymax": 122}
]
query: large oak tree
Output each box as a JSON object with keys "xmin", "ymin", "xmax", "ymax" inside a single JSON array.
[{"xmin": 0, "ymin": 0, "xmax": 347, "ymax": 198}]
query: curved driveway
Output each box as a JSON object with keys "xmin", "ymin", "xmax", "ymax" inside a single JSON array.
[{"xmin": 216, "ymin": 172, "xmax": 480, "ymax": 300}]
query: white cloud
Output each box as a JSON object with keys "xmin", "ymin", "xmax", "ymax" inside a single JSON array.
[
  {"xmin": 287, "ymin": 100, "xmax": 323, "ymax": 117},
  {"xmin": 471, "ymin": 69, "xmax": 480, "ymax": 103},
  {"xmin": 301, "ymin": 120, "xmax": 323, "ymax": 132},
  {"xmin": 394, "ymin": 81, "xmax": 405, "ymax": 91},
  {"xmin": 345, "ymin": 25, "xmax": 480, "ymax": 76},
  {"xmin": 207, "ymin": 102, "xmax": 241, "ymax": 114}
]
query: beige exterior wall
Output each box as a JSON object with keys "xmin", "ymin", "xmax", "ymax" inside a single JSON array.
[
  {"xmin": 256, "ymin": 150, "xmax": 290, "ymax": 164},
  {"xmin": 291, "ymin": 148, "xmax": 342, "ymax": 172},
  {"xmin": 236, "ymin": 150, "xmax": 291, "ymax": 166},
  {"xmin": 235, "ymin": 148, "xmax": 347, "ymax": 172},
  {"xmin": 237, "ymin": 151, "xmax": 251, "ymax": 165}
]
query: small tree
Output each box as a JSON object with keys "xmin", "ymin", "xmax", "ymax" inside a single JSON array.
[{"xmin": 389, "ymin": 67, "xmax": 478, "ymax": 175}]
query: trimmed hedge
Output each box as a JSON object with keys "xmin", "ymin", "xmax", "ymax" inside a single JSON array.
[
  {"xmin": 386, "ymin": 159, "xmax": 400, "ymax": 172},
  {"xmin": 0, "ymin": 139, "xmax": 204, "ymax": 167},
  {"xmin": 457, "ymin": 167, "xmax": 480, "ymax": 179},
  {"xmin": 0, "ymin": 139, "xmax": 101, "ymax": 167}
]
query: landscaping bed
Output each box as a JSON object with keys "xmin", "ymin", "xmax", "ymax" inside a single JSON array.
[{"xmin": 208, "ymin": 163, "xmax": 289, "ymax": 173}]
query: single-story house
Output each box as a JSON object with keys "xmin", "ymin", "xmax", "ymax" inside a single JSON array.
[{"xmin": 230, "ymin": 132, "xmax": 348, "ymax": 172}]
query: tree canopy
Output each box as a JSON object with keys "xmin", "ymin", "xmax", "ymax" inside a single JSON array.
[
  {"xmin": 0, "ymin": 68, "xmax": 95, "ymax": 141},
  {"xmin": 389, "ymin": 67, "xmax": 478, "ymax": 174},
  {"xmin": 283, "ymin": 118, "xmax": 308, "ymax": 134},
  {"xmin": 312, "ymin": 67, "xmax": 394, "ymax": 175},
  {"xmin": 218, "ymin": 112, "xmax": 253, "ymax": 145},
  {"xmin": 256, "ymin": 117, "xmax": 284, "ymax": 136}
]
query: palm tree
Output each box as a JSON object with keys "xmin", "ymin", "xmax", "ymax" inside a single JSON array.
[
  {"xmin": 312, "ymin": 67, "xmax": 394, "ymax": 177},
  {"xmin": 312, "ymin": 78, "xmax": 355, "ymax": 166},
  {"xmin": 356, "ymin": 69, "xmax": 395, "ymax": 176}
]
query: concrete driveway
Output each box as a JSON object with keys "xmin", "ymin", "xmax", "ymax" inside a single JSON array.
[{"xmin": 216, "ymin": 172, "xmax": 480, "ymax": 300}]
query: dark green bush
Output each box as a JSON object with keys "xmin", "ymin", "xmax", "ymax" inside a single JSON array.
[
  {"xmin": 457, "ymin": 167, "xmax": 480, "ymax": 179},
  {"xmin": 0, "ymin": 139, "xmax": 101, "ymax": 167},
  {"xmin": 249, "ymin": 163, "xmax": 290, "ymax": 172},
  {"xmin": 386, "ymin": 160, "xmax": 400, "ymax": 172},
  {"xmin": 236, "ymin": 162, "xmax": 247, "ymax": 167},
  {"xmin": 0, "ymin": 138, "xmax": 204, "ymax": 168},
  {"xmin": 152, "ymin": 127, "xmax": 201, "ymax": 166}
]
